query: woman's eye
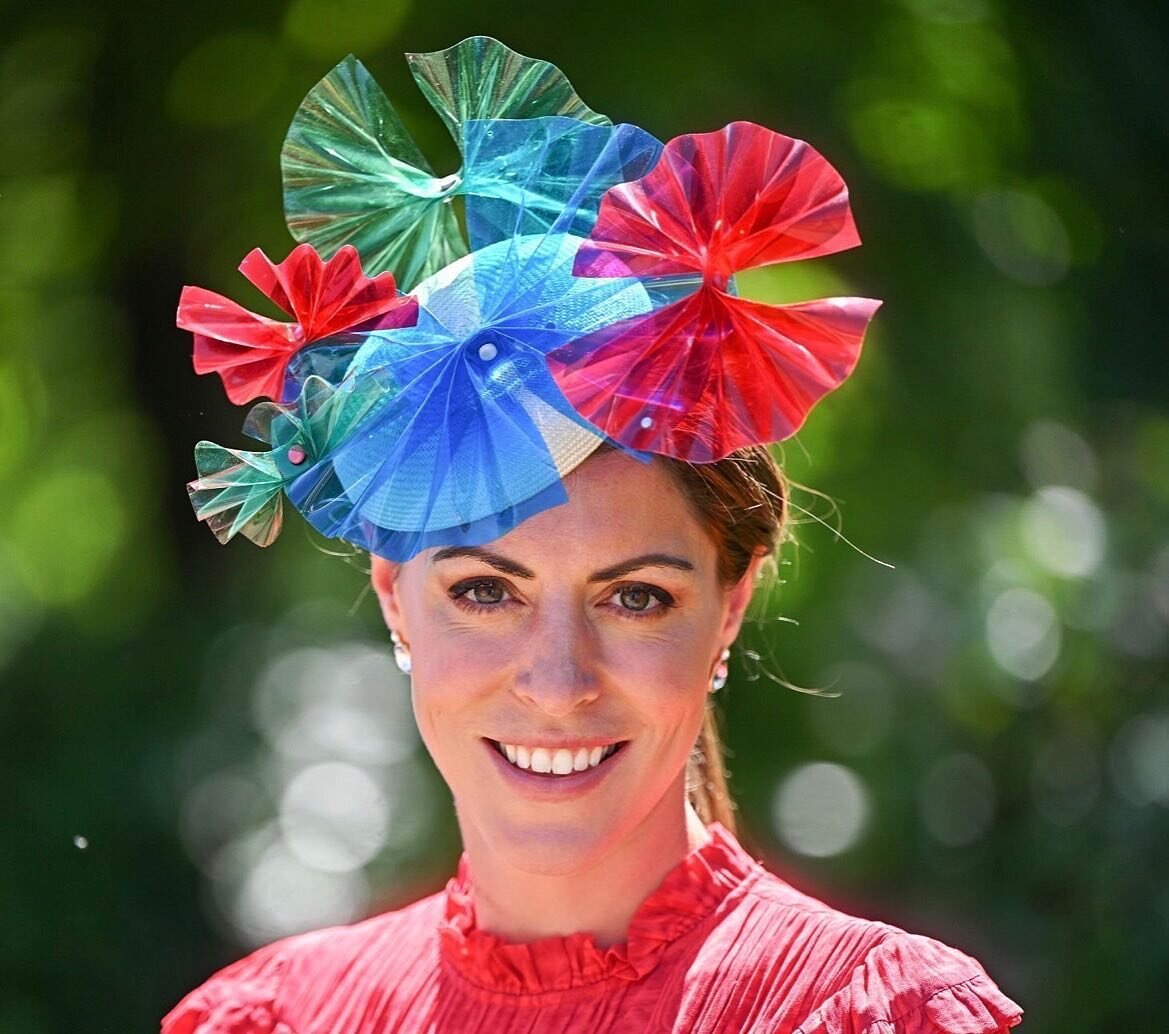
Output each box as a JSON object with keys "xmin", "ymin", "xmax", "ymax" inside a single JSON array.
[
  {"xmin": 450, "ymin": 578, "xmax": 511, "ymax": 608},
  {"xmin": 614, "ymin": 584, "xmax": 673, "ymax": 614}
]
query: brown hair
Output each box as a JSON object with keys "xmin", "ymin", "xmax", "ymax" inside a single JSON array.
[{"xmin": 657, "ymin": 446, "xmax": 788, "ymax": 835}]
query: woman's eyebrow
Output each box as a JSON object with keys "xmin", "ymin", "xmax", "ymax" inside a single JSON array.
[
  {"xmin": 588, "ymin": 553, "xmax": 695, "ymax": 582},
  {"xmin": 430, "ymin": 546, "xmax": 535, "ymax": 579}
]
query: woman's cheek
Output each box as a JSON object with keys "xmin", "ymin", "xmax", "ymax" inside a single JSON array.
[{"xmin": 613, "ymin": 617, "xmax": 711, "ymax": 683}]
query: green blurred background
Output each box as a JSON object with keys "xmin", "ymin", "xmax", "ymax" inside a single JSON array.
[{"xmin": 2, "ymin": 0, "xmax": 1166, "ymax": 1030}]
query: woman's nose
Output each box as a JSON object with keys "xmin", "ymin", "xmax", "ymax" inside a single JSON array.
[{"xmin": 511, "ymin": 602, "xmax": 601, "ymax": 716}]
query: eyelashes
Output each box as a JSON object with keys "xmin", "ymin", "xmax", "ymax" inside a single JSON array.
[{"xmin": 447, "ymin": 577, "xmax": 677, "ymax": 620}]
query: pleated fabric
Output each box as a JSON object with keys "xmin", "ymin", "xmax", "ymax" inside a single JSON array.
[{"xmin": 162, "ymin": 825, "xmax": 1022, "ymax": 1034}]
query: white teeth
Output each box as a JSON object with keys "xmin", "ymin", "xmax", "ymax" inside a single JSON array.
[{"xmin": 495, "ymin": 741, "xmax": 620, "ymax": 776}]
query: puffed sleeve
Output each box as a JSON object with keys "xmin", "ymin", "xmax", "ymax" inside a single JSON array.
[
  {"xmin": 792, "ymin": 932, "xmax": 1023, "ymax": 1034},
  {"xmin": 161, "ymin": 943, "xmax": 294, "ymax": 1034}
]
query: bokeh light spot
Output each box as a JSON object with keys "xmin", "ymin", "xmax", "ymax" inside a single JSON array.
[
  {"xmin": 1020, "ymin": 486, "xmax": 1106, "ymax": 578},
  {"xmin": 985, "ymin": 586, "xmax": 1061, "ymax": 682},
  {"xmin": 973, "ymin": 188, "xmax": 1071, "ymax": 286},
  {"xmin": 232, "ymin": 840, "xmax": 370, "ymax": 945},
  {"xmin": 773, "ymin": 762, "xmax": 870, "ymax": 857},
  {"xmin": 9, "ymin": 468, "xmax": 127, "ymax": 605},
  {"xmin": 0, "ymin": 174, "xmax": 88, "ymax": 283},
  {"xmin": 253, "ymin": 643, "xmax": 415, "ymax": 763},
  {"xmin": 0, "ymin": 360, "xmax": 33, "ymax": 478},
  {"xmin": 279, "ymin": 761, "xmax": 389, "ymax": 873},
  {"xmin": 848, "ymin": 567, "xmax": 956, "ymax": 681},
  {"xmin": 1150, "ymin": 545, "xmax": 1169, "ymax": 623},
  {"xmin": 1019, "ymin": 419, "xmax": 1099, "ymax": 492},
  {"xmin": 848, "ymin": 96, "xmax": 991, "ymax": 191},
  {"xmin": 903, "ymin": 0, "xmax": 989, "ymax": 24},
  {"xmin": 1109, "ymin": 712, "xmax": 1169, "ymax": 807},
  {"xmin": 167, "ymin": 32, "xmax": 287, "ymax": 127},
  {"xmin": 181, "ymin": 768, "xmax": 267, "ymax": 868},
  {"xmin": 282, "ymin": 0, "xmax": 410, "ymax": 59}
]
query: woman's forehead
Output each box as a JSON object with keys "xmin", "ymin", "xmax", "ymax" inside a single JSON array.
[{"xmin": 423, "ymin": 452, "xmax": 718, "ymax": 576}]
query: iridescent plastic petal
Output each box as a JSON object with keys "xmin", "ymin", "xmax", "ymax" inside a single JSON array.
[
  {"xmin": 190, "ymin": 372, "xmax": 394, "ymax": 551},
  {"xmin": 242, "ymin": 374, "xmax": 384, "ymax": 459},
  {"xmin": 301, "ymin": 374, "xmax": 387, "ymax": 458},
  {"xmin": 287, "ymin": 233, "xmax": 652, "ymax": 561},
  {"xmin": 178, "ymin": 244, "xmax": 416, "ymax": 404},
  {"xmin": 556, "ymin": 121, "xmax": 879, "ymax": 457},
  {"xmin": 282, "ymin": 56, "xmax": 468, "ymax": 290},
  {"xmin": 188, "ymin": 442, "xmax": 287, "ymax": 546},
  {"xmin": 461, "ymin": 118, "xmax": 662, "ymax": 249},
  {"xmin": 180, "ymin": 287, "xmax": 301, "ymax": 404},
  {"xmin": 237, "ymin": 245, "xmax": 412, "ymax": 339},
  {"xmin": 406, "ymin": 36, "xmax": 610, "ymax": 149},
  {"xmin": 303, "ymin": 334, "xmax": 586, "ymax": 560},
  {"xmin": 549, "ymin": 286, "xmax": 881, "ymax": 461},
  {"xmin": 574, "ymin": 122, "xmax": 860, "ymax": 281}
]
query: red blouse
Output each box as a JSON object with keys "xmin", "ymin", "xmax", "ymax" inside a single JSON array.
[{"xmin": 163, "ymin": 825, "xmax": 1022, "ymax": 1033}]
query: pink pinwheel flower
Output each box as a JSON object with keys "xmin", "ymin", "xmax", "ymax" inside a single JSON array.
[{"xmin": 178, "ymin": 243, "xmax": 418, "ymax": 404}]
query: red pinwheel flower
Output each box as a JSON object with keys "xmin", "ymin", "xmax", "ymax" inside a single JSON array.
[
  {"xmin": 178, "ymin": 243, "xmax": 418, "ymax": 404},
  {"xmin": 548, "ymin": 121, "xmax": 881, "ymax": 461}
]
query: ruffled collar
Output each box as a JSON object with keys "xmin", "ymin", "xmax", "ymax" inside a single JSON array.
[{"xmin": 438, "ymin": 823, "xmax": 761, "ymax": 996}]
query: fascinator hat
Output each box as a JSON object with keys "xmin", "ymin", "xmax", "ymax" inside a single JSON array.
[{"xmin": 180, "ymin": 37, "xmax": 881, "ymax": 562}]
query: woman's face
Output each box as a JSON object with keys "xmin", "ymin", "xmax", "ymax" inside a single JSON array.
[{"xmin": 371, "ymin": 450, "xmax": 759, "ymax": 875}]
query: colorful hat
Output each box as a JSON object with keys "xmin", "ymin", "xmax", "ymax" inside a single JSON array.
[{"xmin": 180, "ymin": 37, "xmax": 880, "ymax": 561}]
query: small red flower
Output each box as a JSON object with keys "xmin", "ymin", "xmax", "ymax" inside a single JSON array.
[
  {"xmin": 549, "ymin": 122, "xmax": 881, "ymax": 461},
  {"xmin": 178, "ymin": 243, "xmax": 418, "ymax": 404}
]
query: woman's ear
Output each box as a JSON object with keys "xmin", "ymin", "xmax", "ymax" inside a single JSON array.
[
  {"xmin": 719, "ymin": 553, "xmax": 767, "ymax": 647},
  {"xmin": 370, "ymin": 554, "xmax": 406, "ymax": 637}
]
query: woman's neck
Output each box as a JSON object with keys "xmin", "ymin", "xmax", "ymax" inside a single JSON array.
[{"xmin": 458, "ymin": 801, "xmax": 712, "ymax": 947}]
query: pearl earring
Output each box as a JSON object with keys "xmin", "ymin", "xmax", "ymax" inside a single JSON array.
[
  {"xmin": 390, "ymin": 630, "xmax": 412, "ymax": 675},
  {"xmin": 711, "ymin": 647, "xmax": 730, "ymax": 692}
]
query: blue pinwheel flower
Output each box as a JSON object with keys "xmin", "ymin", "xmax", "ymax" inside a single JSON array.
[{"xmin": 286, "ymin": 231, "xmax": 654, "ymax": 561}]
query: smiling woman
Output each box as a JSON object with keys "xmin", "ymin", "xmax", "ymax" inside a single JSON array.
[
  {"xmin": 368, "ymin": 450, "xmax": 770, "ymax": 945},
  {"xmin": 164, "ymin": 36, "xmax": 1020, "ymax": 1034}
]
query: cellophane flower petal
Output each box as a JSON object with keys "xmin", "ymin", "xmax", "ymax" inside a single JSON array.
[
  {"xmin": 553, "ymin": 121, "xmax": 879, "ymax": 457},
  {"xmin": 549, "ymin": 286, "xmax": 881, "ymax": 461},
  {"xmin": 188, "ymin": 443, "xmax": 287, "ymax": 547},
  {"xmin": 178, "ymin": 244, "xmax": 415, "ymax": 405},
  {"xmin": 406, "ymin": 36, "xmax": 610, "ymax": 147}
]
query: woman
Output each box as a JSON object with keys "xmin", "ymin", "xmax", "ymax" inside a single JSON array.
[{"xmin": 166, "ymin": 37, "xmax": 1022, "ymax": 1033}]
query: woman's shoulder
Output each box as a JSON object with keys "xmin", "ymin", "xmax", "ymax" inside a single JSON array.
[
  {"xmin": 713, "ymin": 866, "xmax": 1022, "ymax": 1034},
  {"xmin": 782, "ymin": 927, "xmax": 1023, "ymax": 1034},
  {"xmin": 161, "ymin": 891, "xmax": 445, "ymax": 1034}
]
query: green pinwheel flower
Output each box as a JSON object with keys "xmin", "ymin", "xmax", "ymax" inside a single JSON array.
[
  {"xmin": 188, "ymin": 375, "xmax": 385, "ymax": 547},
  {"xmin": 282, "ymin": 36, "xmax": 612, "ymax": 292}
]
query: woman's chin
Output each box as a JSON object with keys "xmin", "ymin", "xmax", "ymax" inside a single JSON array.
[{"xmin": 473, "ymin": 816, "xmax": 620, "ymax": 877}]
